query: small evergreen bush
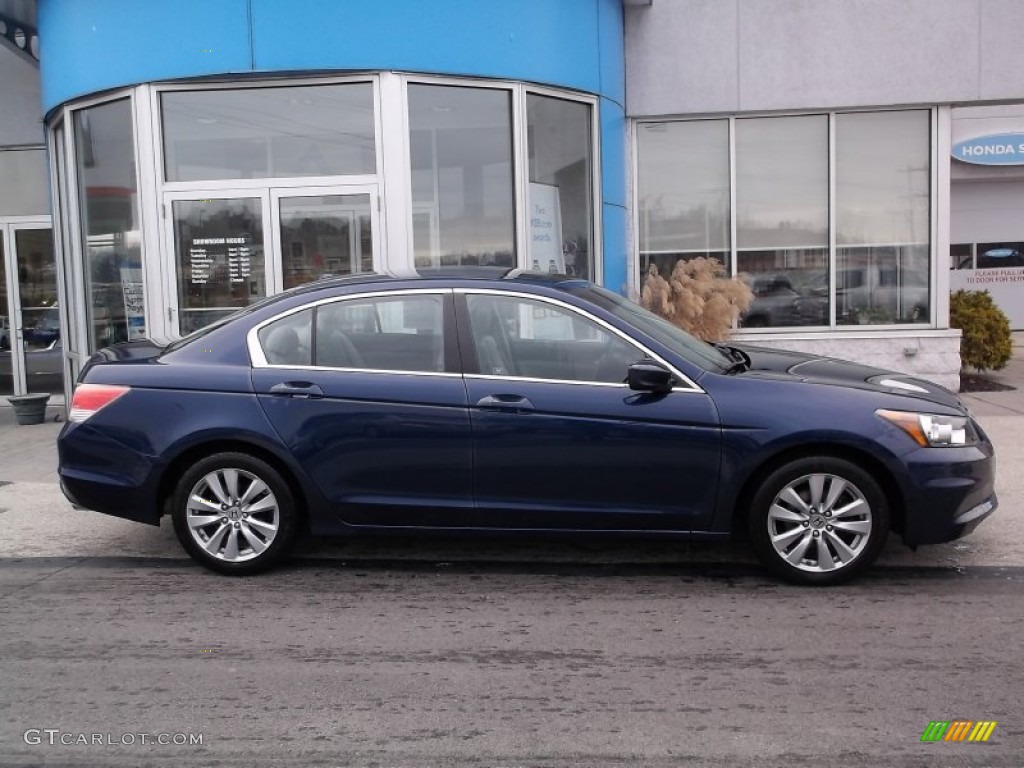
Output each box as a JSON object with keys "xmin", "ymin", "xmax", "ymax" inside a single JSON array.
[
  {"xmin": 640, "ymin": 257, "xmax": 753, "ymax": 341},
  {"xmin": 949, "ymin": 289, "xmax": 1012, "ymax": 372}
]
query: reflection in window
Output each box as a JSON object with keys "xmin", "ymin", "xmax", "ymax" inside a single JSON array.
[
  {"xmin": 736, "ymin": 116, "xmax": 828, "ymax": 328},
  {"xmin": 636, "ymin": 120, "xmax": 730, "ymax": 278},
  {"xmin": 316, "ymin": 294, "xmax": 444, "ymax": 372},
  {"xmin": 976, "ymin": 243, "xmax": 1024, "ymax": 269},
  {"xmin": 527, "ymin": 95, "xmax": 594, "ymax": 279},
  {"xmin": 162, "ymin": 84, "xmax": 376, "ymax": 182},
  {"xmin": 172, "ymin": 198, "xmax": 266, "ymax": 334},
  {"xmin": 279, "ymin": 195, "xmax": 373, "ymax": 290},
  {"xmin": 635, "ymin": 109, "xmax": 933, "ymax": 328},
  {"xmin": 836, "ymin": 111, "xmax": 930, "ymax": 324},
  {"xmin": 74, "ymin": 99, "xmax": 145, "ymax": 351},
  {"xmin": 0, "ymin": 235, "xmax": 9, "ymax": 395},
  {"xmin": 409, "ymin": 85, "xmax": 515, "ymax": 269},
  {"xmin": 950, "ymin": 243, "xmax": 974, "ymax": 270},
  {"xmin": 258, "ymin": 309, "xmax": 312, "ymax": 366},
  {"xmin": 466, "ymin": 294, "xmax": 641, "ymax": 382}
]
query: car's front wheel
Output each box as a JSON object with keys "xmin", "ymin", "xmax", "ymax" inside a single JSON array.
[
  {"xmin": 171, "ymin": 452, "xmax": 298, "ymax": 575},
  {"xmin": 748, "ymin": 457, "xmax": 889, "ymax": 585}
]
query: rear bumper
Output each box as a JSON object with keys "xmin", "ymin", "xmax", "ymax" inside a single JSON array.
[
  {"xmin": 57, "ymin": 422, "xmax": 162, "ymax": 526},
  {"xmin": 900, "ymin": 440, "xmax": 997, "ymax": 546}
]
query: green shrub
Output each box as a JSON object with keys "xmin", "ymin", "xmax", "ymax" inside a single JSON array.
[{"xmin": 949, "ymin": 289, "xmax": 1012, "ymax": 372}]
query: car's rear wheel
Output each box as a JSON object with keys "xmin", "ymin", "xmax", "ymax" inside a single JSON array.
[
  {"xmin": 171, "ymin": 452, "xmax": 297, "ymax": 575},
  {"xmin": 747, "ymin": 457, "xmax": 889, "ymax": 585}
]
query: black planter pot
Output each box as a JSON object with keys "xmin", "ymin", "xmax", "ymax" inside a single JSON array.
[{"xmin": 7, "ymin": 393, "xmax": 51, "ymax": 426}]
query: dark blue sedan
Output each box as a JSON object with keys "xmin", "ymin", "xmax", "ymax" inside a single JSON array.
[{"xmin": 58, "ymin": 272, "xmax": 997, "ymax": 584}]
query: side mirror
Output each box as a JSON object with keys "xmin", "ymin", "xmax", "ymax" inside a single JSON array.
[{"xmin": 627, "ymin": 362, "xmax": 674, "ymax": 394}]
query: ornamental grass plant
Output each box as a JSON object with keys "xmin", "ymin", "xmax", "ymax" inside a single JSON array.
[{"xmin": 640, "ymin": 257, "xmax": 754, "ymax": 341}]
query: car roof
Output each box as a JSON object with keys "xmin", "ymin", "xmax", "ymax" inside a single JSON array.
[{"xmin": 277, "ymin": 268, "xmax": 592, "ymax": 299}]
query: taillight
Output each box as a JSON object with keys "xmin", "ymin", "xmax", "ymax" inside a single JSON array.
[{"xmin": 69, "ymin": 384, "xmax": 131, "ymax": 423}]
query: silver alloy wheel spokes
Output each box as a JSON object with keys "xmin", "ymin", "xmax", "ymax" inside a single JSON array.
[
  {"xmin": 186, "ymin": 468, "xmax": 279, "ymax": 562},
  {"xmin": 766, "ymin": 473, "xmax": 872, "ymax": 573}
]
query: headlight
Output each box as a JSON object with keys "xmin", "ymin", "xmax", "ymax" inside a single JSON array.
[{"xmin": 876, "ymin": 409, "xmax": 977, "ymax": 447}]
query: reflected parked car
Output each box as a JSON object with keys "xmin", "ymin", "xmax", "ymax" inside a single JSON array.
[
  {"xmin": 25, "ymin": 305, "xmax": 61, "ymax": 346},
  {"xmin": 804, "ymin": 266, "xmax": 929, "ymax": 323},
  {"xmin": 58, "ymin": 271, "xmax": 996, "ymax": 585},
  {"xmin": 740, "ymin": 275, "xmax": 805, "ymax": 328},
  {"xmin": 0, "ymin": 338, "xmax": 64, "ymax": 393}
]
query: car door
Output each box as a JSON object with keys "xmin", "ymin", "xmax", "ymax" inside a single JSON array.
[
  {"xmin": 251, "ymin": 289, "xmax": 474, "ymax": 527},
  {"xmin": 458, "ymin": 289, "xmax": 722, "ymax": 531}
]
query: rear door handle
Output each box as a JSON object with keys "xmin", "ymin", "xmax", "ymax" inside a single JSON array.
[
  {"xmin": 269, "ymin": 381, "xmax": 324, "ymax": 399},
  {"xmin": 475, "ymin": 394, "xmax": 534, "ymax": 413}
]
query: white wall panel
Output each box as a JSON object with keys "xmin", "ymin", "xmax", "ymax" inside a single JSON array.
[
  {"xmin": 0, "ymin": 44, "xmax": 42, "ymax": 146},
  {"xmin": 626, "ymin": 0, "xmax": 1024, "ymax": 116}
]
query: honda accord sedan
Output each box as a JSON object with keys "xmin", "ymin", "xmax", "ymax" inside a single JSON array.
[{"xmin": 58, "ymin": 271, "xmax": 996, "ymax": 584}]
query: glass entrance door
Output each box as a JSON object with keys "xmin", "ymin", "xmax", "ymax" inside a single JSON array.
[
  {"xmin": 0, "ymin": 222, "xmax": 60, "ymax": 397},
  {"xmin": 162, "ymin": 187, "xmax": 379, "ymax": 338},
  {"xmin": 165, "ymin": 192, "xmax": 272, "ymax": 336},
  {"xmin": 271, "ymin": 187, "xmax": 379, "ymax": 291}
]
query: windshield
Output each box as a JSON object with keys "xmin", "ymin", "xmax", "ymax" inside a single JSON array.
[{"xmin": 582, "ymin": 286, "xmax": 733, "ymax": 373}]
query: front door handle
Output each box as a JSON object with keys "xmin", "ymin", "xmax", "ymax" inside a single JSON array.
[
  {"xmin": 269, "ymin": 381, "xmax": 324, "ymax": 399},
  {"xmin": 475, "ymin": 394, "xmax": 534, "ymax": 413}
]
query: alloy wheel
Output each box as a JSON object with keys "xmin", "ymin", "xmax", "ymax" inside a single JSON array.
[
  {"xmin": 765, "ymin": 472, "xmax": 873, "ymax": 573},
  {"xmin": 185, "ymin": 468, "xmax": 280, "ymax": 563}
]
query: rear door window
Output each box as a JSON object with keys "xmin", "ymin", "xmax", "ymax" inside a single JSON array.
[{"xmin": 315, "ymin": 293, "xmax": 445, "ymax": 372}]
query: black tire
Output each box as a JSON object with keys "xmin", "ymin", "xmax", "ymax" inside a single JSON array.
[
  {"xmin": 747, "ymin": 456, "xmax": 889, "ymax": 585},
  {"xmin": 171, "ymin": 452, "xmax": 298, "ymax": 575}
]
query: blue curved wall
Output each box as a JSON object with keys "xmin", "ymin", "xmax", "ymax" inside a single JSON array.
[{"xmin": 38, "ymin": 0, "xmax": 626, "ymax": 290}]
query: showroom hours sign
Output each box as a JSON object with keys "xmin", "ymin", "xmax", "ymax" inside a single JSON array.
[{"xmin": 187, "ymin": 236, "xmax": 253, "ymax": 287}]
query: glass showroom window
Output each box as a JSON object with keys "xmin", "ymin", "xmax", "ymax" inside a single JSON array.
[
  {"xmin": 736, "ymin": 115, "xmax": 828, "ymax": 328},
  {"xmin": 526, "ymin": 95, "xmax": 594, "ymax": 280},
  {"xmin": 408, "ymin": 84, "xmax": 515, "ymax": 269},
  {"xmin": 161, "ymin": 84, "xmax": 376, "ymax": 181},
  {"xmin": 836, "ymin": 110, "xmax": 931, "ymax": 325},
  {"xmin": 73, "ymin": 98, "xmax": 144, "ymax": 350},
  {"xmin": 636, "ymin": 120, "xmax": 730, "ymax": 278},
  {"xmin": 636, "ymin": 109, "xmax": 932, "ymax": 328}
]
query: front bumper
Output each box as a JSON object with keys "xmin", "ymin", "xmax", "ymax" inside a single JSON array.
[{"xmin": 899, "ymin": 439, "xmax": 997, "ymax": 546}]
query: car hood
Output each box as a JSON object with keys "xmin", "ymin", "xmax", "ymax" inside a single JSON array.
[{"xmin": 730, "ymin": 344, "xmax": 965, "ymax": 411}]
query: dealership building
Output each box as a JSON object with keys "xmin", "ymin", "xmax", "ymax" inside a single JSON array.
[{"xmin": 3, "ymin": 0, "xmax": 1024, "ymax": 401}]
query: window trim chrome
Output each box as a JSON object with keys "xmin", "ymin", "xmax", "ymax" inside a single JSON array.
[{"xmin": 247, "ymin": 285, "xmax": 703, "ymax": 392}]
